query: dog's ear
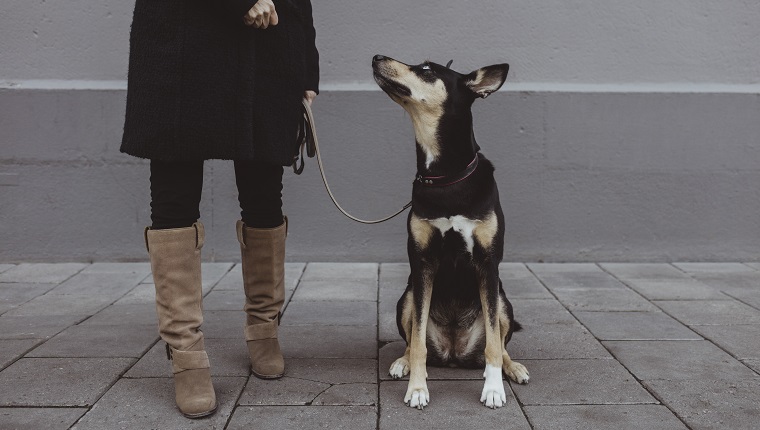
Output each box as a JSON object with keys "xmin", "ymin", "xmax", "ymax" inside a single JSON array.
[{"xmin": 464, "ymin": 64, "xmax": 509, "ymax": 99}]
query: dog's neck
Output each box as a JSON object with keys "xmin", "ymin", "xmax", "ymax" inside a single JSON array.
[{"xmin": 413, "ymin": 109, "xmax": 478, "ymax": 177}]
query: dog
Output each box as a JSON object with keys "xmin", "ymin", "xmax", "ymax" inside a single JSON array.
[{"xmin": 372, "ymin": 55, "xmax": 529, "ymax": 409}]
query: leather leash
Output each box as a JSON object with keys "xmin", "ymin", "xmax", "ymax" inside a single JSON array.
[{"xmin": 299, "ymin": 99, "xmax": 412, "ymax": 224}]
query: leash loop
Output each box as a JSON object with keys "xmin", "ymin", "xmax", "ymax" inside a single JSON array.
[{"xmin": 300, "ymin": 99, "xmax": 412, "ymax": 224}]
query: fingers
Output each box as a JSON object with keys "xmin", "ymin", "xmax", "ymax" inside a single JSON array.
[
  {"xmin": 304, "ymin": 90, "xmax": 317, "ymax": 106},
  {"xmin": 244, "ymin": 0, "xmax": 278, "ymax": 28}
]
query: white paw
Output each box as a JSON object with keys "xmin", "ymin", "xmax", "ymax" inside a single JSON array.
[
  {"xmin": 504, "ymin": 361, "xmax": 530, "ymax": 384},
  {"xmin": 389, "ymin": 357, "xmax": 410, "ymax": 379},
  {"xmin": 404, "ymin": 386, "xmax": 430, "ymax": 410},
  {"xmin": 481, "ymin": 364, "xmax": 507, "ymax": 408}
]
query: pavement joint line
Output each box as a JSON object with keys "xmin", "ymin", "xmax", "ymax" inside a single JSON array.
[{"xmin": 722, "ymin": 290, "xmax": 760, "ymax": 312}]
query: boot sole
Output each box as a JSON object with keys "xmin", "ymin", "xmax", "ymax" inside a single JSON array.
[
  {"xmin": 181, "ymin": 403, "xmax": 218, "ymax": 419},
  {"xmin": 251, "ymin": 370, "xmax": 285, "ymax": 380}
]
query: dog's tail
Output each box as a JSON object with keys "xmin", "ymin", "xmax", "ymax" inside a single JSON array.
[{"xmin": 512, "ymin": 320, "xmax": 523, "ymax": 332}]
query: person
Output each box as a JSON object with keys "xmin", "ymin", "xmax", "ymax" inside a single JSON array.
[{"xmin": 120, "ymin": 0, "xmax": 319, "ymax": 418}]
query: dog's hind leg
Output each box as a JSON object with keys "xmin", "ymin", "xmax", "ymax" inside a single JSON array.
[
  {"xmin": 499, "ymin": 297, "xmax": 529, "ymax": 385},
  {"xmin": 404, "ymin": 265, "xmax": 435, "ymax": 409},
  {"xmin": 478, "ymin": 270, "xmax": 509, "ymax": 408},
  {"xmin": 389, "ymin": 289, "xmax": 413, "ymax": 379}
]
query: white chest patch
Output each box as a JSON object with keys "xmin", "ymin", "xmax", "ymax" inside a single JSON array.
[{"xmin": 427, "ymin": 216, "xmax": 481, "ymax": 254}]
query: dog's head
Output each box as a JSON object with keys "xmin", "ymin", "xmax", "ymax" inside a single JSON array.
[
  {"xmin": 372, "ymin": 55, "xmax": 509, "ymax": 113},
  {"xmin": 372, "ymin": 55, "xmax": 509, "ymax": 169}
]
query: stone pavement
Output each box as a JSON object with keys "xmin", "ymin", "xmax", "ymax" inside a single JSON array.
[{"xmin": 0, "ymin": 262, "xmax": 759, "ymax": 429}]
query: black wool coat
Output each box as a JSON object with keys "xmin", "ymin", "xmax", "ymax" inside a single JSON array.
[{"xmin": 121, "ymin": 0, "xmax": 319, "ymax": 164}]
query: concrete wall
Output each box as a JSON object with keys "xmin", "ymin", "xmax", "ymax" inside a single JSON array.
[{"xmin": 1, "ymin": 1, "xmax": 759, "ymax": 262}]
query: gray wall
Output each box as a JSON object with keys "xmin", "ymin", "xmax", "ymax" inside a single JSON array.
[{"xmin": 1, "ymin": 1, "xmax": 759, "ymax": 262}]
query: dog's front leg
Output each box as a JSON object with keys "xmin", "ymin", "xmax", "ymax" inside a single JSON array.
[
  {"xmin": 404, "ymin": 264, "xmax": 435, "ymax": 409},
  {"xmin": 479, "ymin": 270, "xmax": 508, "ymax": 408}
]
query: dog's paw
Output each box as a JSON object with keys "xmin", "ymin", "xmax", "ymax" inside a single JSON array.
[
  {"xmin": 504, "ymin": 361, "xmax": 530, "ymax": 384},
  {"xmin": 481, "ymin": 364, "xmax": 507, "ymax": 408},
  {"xmin": 404, "ymin": 385, "xmax": 430, "ymax": 410},
  {"xmin": 389, "ymin": 357, "xmax": 410, "ymax": 379}
]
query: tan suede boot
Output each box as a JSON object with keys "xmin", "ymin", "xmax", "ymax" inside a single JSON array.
[
  {"xmin": 236, "ymin": 219, "xmax": 286, "ymax": 379},
  {"xmin": 146, "ymin": 222, "xmax": 217, "ymax": 418}
]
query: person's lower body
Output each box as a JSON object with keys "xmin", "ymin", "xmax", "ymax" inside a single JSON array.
[{"xmin": 147, "ymin": 159, "xmax": 286, "ymax": 418}]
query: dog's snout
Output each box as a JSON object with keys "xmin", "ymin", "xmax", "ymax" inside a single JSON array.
[{"xmin": 373, "ymin": 54, "xmax": 387, "ymax": 63}]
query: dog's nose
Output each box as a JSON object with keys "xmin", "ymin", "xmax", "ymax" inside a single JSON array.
[{"xmin": 373, "ymin": 55, "xmax": 387, "ymax": 63}]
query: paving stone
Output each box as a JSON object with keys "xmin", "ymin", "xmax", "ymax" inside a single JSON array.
[
  {"xmin": 199, "ymin": 262, "xmax": 235, "ymax": 288},
  {"xmin": 302, "ymin": 262, "xmax": 379, "ymax": 282},
  {"xmin": 238, "ymin": 376, "xmax": 330, "ymax": 405},
  {"xmin": 0, "ymin": 339, "xmax": 41, "ymax": 370},
  {"xmin": 79, "ymin": 262, "xmax": 152, "ymax": 277},
  {"xmin": 727, "ymin": 289, "xmax": 760, "ymax": 311},
  {"xmin": 508, "ymin": 323, "xmax": 612, "ymax": 359},
  {"xmin": 380, "ymin": 380, "xmax": 530, "ymax": 430},
  {"xmin": 80, "ymin": 303, "xmax": 157, "ymax": 327},
  {"xmin": 286, "ymin": 358, "xmax": 376, "ymax": 384},
  {"xmin": 693, "ymin": 272, "xmax": 760, "ymax": 295},
  {"xmin": 524, "ymin": 405, "xmax": 687, "ymax": 430},
  {"xmin": 643, "ymin": 378, "xmax": 760, "ymax": 430},
  {"xmin": 0, "ymin": 263, "xmax": 86, "ymax": 283},
  {"xmin": 0, "ymin": 407, "xmax": 87, "ymax": 430},
  {"xmin": 379, "ymin": 310, "xmax": 402, "ymax": 342},
  {"xmin": 552, "ymin": 288, "xmax": 658, "ymax": 312},
  {"xmin": 744, "ymin": 262, "xmax": 760, "ymax": 270},
  {"xmin": 314, "ymin": 383, "xmax": 377, "ymax": 406},
  {"xmin": 604, "ymin": 340, "xmax": 758, "ymax": 381},
  {"xmin": 280, "ymin": 325, "xmax": 377, "ymax": 358},
  {"xmin": 291, "ymin": 278, "xmax": 377, "ymax": 302},
  {"xmin": 112, "ymin": 282, "xmax": 155, "ymax": 305},
  {"xmin": 532, "ymin": 272, "xmax": 627, "ymax": 291},
  {"xmin": 125, "ymin": 337, "xmax": 248, "ymax": 378},
  {"xmin": 511, "ymin": 359, "xmax": 655, "ymax": 405},
  {"xmin": 673, "ymin": 263, "xmax": 756, "ymax": 274},
  {"xmin": 511, "ymin": 299, "xmax": 580, "ymax": 327},
  {"xmin": 227, "ymin": 406, "xmax": 377, "ymax": 430},
  {"xmin": 27, "ymin": 324, "xmax": 157, "ymax": 358},
  {"xmin": 691, "ymin": 325, "xmax": 760, "ymax": 359},
  {"xmin": 0, "ymin": 283, "xmax": 58, "ymax": 314},
  {"xmin": 201, "ymin": 311, "xmax": 244, "ymax": 339},
  {"xmin": 3, "ymin": 292, "xmax": 116, "ymax": 317},
  {"xmin": 281, "ymin": 301, "xmax": 377, "ymax": 326},
  {"xmin": 0, "ymin": 357, "xmax": 135, "ymax": 406},
  {"xmin": 573, "ymin": 311, "xmax": 701, "ymax": 341},
  {"xmin": 0, "ymin": 314, "xmax": 87, "ymax": 339},
  {"xmin": 527, "ymin": 263, "xmax": 603, "ymax": 273},
  {"xmin": 379, "ymin": 263, "xmax": 410, "ymax": 289},
  {"xmin": 657, "ymin": 299, "xmax": 760, "ymax": 325},
  {"xmin": 599, "ymin": 263, "xmax": 689, "ymax": 280},
  {"xmin": 743, "ymin": 359, "xmax": 760, "ymax": 373},
  {"xmin": 0, "ymin": 264, "xmax": 15, "ymax": 274},
  {"xmin": 45, "ymin": 271, "xmax": 146, "ymax": 298},
  {"xmin": 379, "ymin": 341, "xmax": 483, "ymax": 381},
  {"xmin": 499, "ymin": 264, "xmax": 553, "ymax": 299},
  {"xmin": 72, "ymin": 377, "xmax": 245, "ymax": 430},
  {"xmin": 623, "ymin": 278, "xmax": 727, "ymax": 300},
  {"xmin": 203, "ymin": 289, "xmax": 245, "ymax": 311}
]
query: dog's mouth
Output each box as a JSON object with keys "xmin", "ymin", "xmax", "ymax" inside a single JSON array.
[{"xmin": 373, "ymin": 72, "xmax": 412, "ymax": 98}]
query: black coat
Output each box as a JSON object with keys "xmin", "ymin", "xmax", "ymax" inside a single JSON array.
[{"xmin": 120, "ymin": 0, "xmax": 319, "ymax": 164}]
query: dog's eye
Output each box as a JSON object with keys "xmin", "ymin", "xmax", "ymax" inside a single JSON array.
[{"xmin": 421, "ymin": 65, "xmax": 432, "ymax": 71}]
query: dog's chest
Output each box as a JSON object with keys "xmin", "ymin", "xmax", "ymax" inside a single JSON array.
[{"xmin": 428, "ymin": 216, "xmax": 480, "ymax": 254}]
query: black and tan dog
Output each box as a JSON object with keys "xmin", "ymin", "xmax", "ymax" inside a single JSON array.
[{"xmin": 372, "ymin": 55, "xmax": 529, "ymax": 409}]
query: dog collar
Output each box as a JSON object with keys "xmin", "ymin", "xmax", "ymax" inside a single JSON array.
[{"xmin": 415, "ymin": 155, "xmax": 479, "ymax": 187}]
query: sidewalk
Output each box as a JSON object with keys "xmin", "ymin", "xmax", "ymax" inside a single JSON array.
[{"xmin": 0, "ymin": 262, "xmax": 758, "ymax": 429}]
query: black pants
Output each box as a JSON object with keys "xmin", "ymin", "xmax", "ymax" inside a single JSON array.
[{"xmin": 150, "ymin": 160, "xmax": 284, "ymax": 230}]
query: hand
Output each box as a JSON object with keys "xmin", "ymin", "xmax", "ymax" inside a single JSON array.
[
  {"xmin": 243, "ymin": 0, "xmax": 278, "ymax": 29},
  {"xmin": 304, "ymin": 90, "xmax": 317, "ymax": 106}
]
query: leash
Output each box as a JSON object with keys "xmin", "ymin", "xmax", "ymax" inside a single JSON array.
[{"xmin": 298, "ymin": 99, "xmax": 412, "ymax": 224}]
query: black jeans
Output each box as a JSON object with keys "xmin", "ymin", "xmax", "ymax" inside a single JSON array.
[{"xmin": 150, "ymin": 160, "xmax": 284, "ymax": 230}]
